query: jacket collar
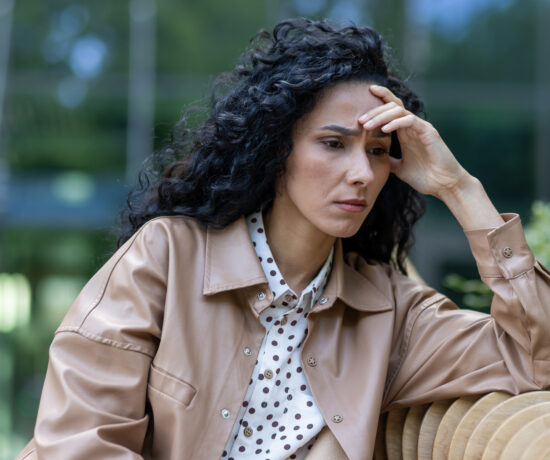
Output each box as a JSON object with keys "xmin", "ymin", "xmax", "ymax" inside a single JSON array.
[
  {"xmin": 323, "ymin": 237, "xmax": 393, "ymax": 312},
  {"xmin": 203, "ymin": 217, "xmax": 392, "ymax": 313},
  {"xmin": 203, "ymin": 218, "xmax": 267, "ymax": 296}
]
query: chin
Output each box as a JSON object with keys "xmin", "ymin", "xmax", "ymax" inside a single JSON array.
[
  {"xmin": 335, "ymin": 229, "xmax": 362, "ymax": 239},
  {"xmin": 319, "ymin": 221, "xmax": 364, "ymax": 239}
]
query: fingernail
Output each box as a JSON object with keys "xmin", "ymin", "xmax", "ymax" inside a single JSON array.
[{"xmin": 370, "ymin": 84, "xmax": 382, "ymax": 90}]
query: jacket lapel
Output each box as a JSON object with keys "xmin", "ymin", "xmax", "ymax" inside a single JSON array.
[
  {"xmin": 302, "ymin": 241, "xmax": 395, "ymax": 460},
  {"xmin": 203, "ymin": 217, "xmax": 268, "ymax": 295}
]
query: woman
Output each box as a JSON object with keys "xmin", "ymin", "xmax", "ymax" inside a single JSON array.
[{"xmin": 18, "ymin": 18, "xmax": 550, "ymax": 460}]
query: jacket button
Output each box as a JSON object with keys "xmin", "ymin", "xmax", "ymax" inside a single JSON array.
[
  {"xmin": 503, "ymin": 247, "xmax": 513, "ymax": 258},
  {"xmin": 319, "ymin": 297, "xmax": 328, "ymax": 305},
  {"xmin": 307, "ymin": 356, "xmax": 317, "ymax": 367},
  {"xmin": 332, "ymin": 414, "xmax": 343, "ymax": 423},
  {"xmin": 244, "ymin": 427, "xmax": 254, "ymax": 437},
  {"xmin": 257, "ymin": 291, "xmax": 266, "ymax": 300},
  {"xmin": 264, "ymin": 369, "xmax": 274, "ymax": 379},
  {"xmin": 244, "ymin": 347, "xmax": 252, "ymax": 356},
  {"xmin": 221, "ymin": 409, "xmax": 231, "ymax": 419}
]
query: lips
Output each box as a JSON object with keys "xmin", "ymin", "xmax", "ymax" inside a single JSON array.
[
  {"xmin": 338, "ymin": 199, "xmax": 366, "ymax": 206},
  {"xmin": 334, "ymin": 199, "xmax": 367, "ymax": 213}
]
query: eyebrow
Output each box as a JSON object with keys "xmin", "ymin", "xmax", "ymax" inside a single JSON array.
[{"xmin": 320, "ymin": 124, "xmax": 391, "ymax": 138}]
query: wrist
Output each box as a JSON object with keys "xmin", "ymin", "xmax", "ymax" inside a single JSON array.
[
  {"xmin": 437, "ymin": 174, "xmax": 504, "ymax": 230},
  {"xmin": 435, "ymin": 169, "xmax": 477, "ymax": 203}
]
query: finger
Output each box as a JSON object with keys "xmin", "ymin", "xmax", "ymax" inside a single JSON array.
[
  {"xmin": 369, "ymin": 84, "xmax": 404, "ymax": 108},
  {"xmin": 358, "ymin": 101, "xmax": 403, "ymax": 123},
  {"xmin": 362, "ymin": 105, "xmax": 408, "ymax": 130},
  {"xmin": 380, "ymin": 113, "xmax": 417, "ymax": 133}
]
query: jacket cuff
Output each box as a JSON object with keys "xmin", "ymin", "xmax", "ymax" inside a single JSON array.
[{"xmin": 464, "ymin": 213, "xmax": 535, "ymax": 279}]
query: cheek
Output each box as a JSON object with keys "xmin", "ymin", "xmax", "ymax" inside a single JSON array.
[
  {"xmin": 286, "ymin": 152, "xmax": 335, "ymax": 192},
  {"xmin": 363, "ymin": 161, "xmax": 391, "ymax": 207},
  {"xmin": 374, "ymin": 160, "xmax": 391, "ymax": 187}
]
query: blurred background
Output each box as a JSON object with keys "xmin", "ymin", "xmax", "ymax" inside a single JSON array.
[{"xmin": 0, "ymin": 0, "xmax": 549, "ymax": 456}]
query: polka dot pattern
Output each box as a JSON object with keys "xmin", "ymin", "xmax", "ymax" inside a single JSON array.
[{"xmin": 221, "ymin": 211, "xmax": 334, "ymax": 459}]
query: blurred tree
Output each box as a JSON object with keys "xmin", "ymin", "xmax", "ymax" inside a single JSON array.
[
  {"xmin": 425, "ymin": 0, "xmax": 536, "ymax": 83},
  {"xmin": 3, "ymin": 2, "xmax": 274, "ymax": 455}
]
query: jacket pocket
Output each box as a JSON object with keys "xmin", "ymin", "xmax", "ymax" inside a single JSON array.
[{"xmin": 148, "ymin": 363, "xmax": 197, "ymax": 407}]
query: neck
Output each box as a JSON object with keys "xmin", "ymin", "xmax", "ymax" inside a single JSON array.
[{"xmin": 263, "ymin": 207, "xmax": 335, "ymax": 296}]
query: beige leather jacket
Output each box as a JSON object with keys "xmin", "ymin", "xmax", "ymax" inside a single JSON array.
[{"xmin": 17, "ymin": 213, "xmax": 550, "ymax": 460}]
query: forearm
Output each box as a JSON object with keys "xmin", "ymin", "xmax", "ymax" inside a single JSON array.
[
  {"xmin": 385, "ymin": 216, "xmax": 550, "ymax": 409},
  {"xmin": 437, "ymin": 172, "xmax": 504, "ymax": 230},
  {"xmin": 465, "ymin": 213, "xmax": 550, "ymax": 388}
]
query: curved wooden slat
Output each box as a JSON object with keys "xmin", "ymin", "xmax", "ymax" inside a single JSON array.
[
  {"xmin": 519, "ymin": 431, "xmax": 550, "ymax": 460},
  {"xmin": 417, "ymin": 399, "xmax": 453, "ymax": 460},
  {"xmin": 386, "ymin": 408, "xmax": 408, "ymax": 460},
  {"xmin": 448, "ymin": 392, "xmax": 510, "ymax": 460},
  {"xmin": 500, "ymin": 413, "xmax": 550, "ymax": 460},
  {"xmin": 402, "ymin": 404, "xmax": 429, "ymax": 460},
  {"xmin": 432, "ymin": 395, "xmax": 480, "ymax": 460},
  {"xmin": 374, "ymin": 412, "xmax": 389, "ymax": 460},
  {"xmin": 464, "ymin": 391, "xmax": 550, "ymax": 459},
  {"xmin": 481, "ymin": 401, "xmax": 550, "ymax": 460}
]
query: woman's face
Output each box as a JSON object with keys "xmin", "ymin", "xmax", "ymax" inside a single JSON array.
[{"xmin": 273, "ymin": 81, "xmax": 392, "ymax": 239}]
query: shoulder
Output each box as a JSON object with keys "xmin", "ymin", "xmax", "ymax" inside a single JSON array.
[
  {"xmin": 132, "ymin": 215, "xmax": 207, "ymax": 250},
  {"xmin": 105, "ymin": 214, "xmax": 211, "ymax": 293},
  {"xmin": 56, "ymin": 216, "xmax": 209, "ymax": 352},
  {"xmin": 115, "ymin": 215, "xmax": 212, "ymax": 270},
  {"xmin": 344, "ymin": 251, "xmax": 445, "ymax": 318},
  {"xmin": 344, "ymin": 252, "xmax": 429, "ymax": 300}
]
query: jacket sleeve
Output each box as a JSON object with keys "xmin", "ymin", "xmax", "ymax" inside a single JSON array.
[
  {"xmin": 382, "ymin": 213, "xmax": 550, "ymax": 411},
  {"xmin": 30, "ymin": 220, "xmax": 169, "ymax": 459}
]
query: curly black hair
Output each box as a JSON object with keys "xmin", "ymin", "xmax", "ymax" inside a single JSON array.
[{"xmin": 118, "ymin": 17, "xmax": 426, "ymax": 274}]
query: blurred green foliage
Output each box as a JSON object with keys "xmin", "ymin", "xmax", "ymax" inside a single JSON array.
[
  {"xmin": 444, "ymin": 201, "xmax": 550, "ymax": 313},
  {"xmin": 525, "ymin": 201, "xmax": 550, "ymax": 266},
  {"xmin": 443, "ymin": 272, "xmax": 492, "ymax": 312}
]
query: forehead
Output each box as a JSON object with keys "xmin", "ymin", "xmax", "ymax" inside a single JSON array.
[{"xmin": 299, "ymin": 81, "xmax": 384, "ymax": 128}]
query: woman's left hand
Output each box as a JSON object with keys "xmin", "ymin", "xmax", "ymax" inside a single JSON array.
[
  {"xmin": 359, "ymin": 85, "xmax": 468, "ymax": 199},
  {"xmin": 360, "ymin": 84, "xmax": 504, "ymax": 230}
]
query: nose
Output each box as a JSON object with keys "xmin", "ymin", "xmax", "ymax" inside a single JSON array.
[{"xmin": 346, "ymin": 148, "xmax": 375, "ymax": 187}]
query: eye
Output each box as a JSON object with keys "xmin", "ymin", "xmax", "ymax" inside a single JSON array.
[
  {"xmin": 321, "ymin": 139, "xmax": 344, "ymax": 149},
  {"xmin": 366, "ymin": 147, "xmax": 389, "ymax": 156}
]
